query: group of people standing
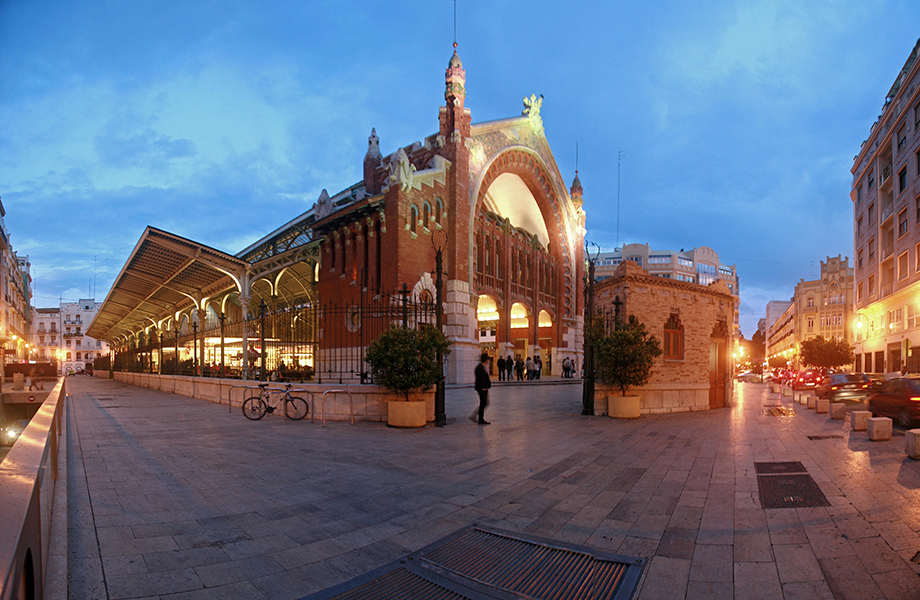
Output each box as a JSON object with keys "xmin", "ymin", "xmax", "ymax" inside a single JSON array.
[{"xmin": 495, "ymin": 354, "xmax": 543, "ymax": 381}]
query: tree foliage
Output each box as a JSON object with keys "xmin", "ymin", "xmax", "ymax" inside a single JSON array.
[
  {"xmin": 587, "ymin": 314, "xmax": 662, "ymax": 397},
  {"xmin": 799, "ymin": 336, "xmax": 855, "ymax": 370},
  {"xmin": 768, "ymin": 356, "xmax": 788, "ymax": 369},
  {"xmin": 365, "ymin": 325, "xmax": 451, "ymax": 400}
]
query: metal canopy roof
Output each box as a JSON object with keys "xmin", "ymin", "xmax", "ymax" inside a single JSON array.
[{"xmin": 87, "ymin": 227, "xmax": 248, "ymax": 343}]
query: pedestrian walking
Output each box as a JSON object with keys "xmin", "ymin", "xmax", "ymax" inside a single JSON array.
[
  {"xmin": 534, "ymin": 355, "xmax": 542, "ymax": 380},
  {"xmin": 563, "ymin": 356, "xmax": 571, "ymax": 378},
  {"xmin": 470, "ymin": 352, "xmax": 491, "ymax": 425},
  {"xmin": 515, "ymin": 355, "xmax": 525, "ymax": 381},
  {"xmin": 497, "ymin": 355, "xmax": 506, "ymax": 381},
  {"xmin": 506, "ymin": 355, "xmax": 514, "ymax": 381},
  {"xmin": 525, "ymin": 356, "xmax": 534, "ymax": 381}
]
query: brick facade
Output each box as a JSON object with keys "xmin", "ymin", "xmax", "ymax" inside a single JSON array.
[{"xmin": 594, "ymin": 261, "xmax": 736, "ymax": 414}]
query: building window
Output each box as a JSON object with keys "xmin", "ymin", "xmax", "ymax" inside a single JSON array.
[
  {"xmin": 869, "ymin": 238, "xmax": 876, "ymax": 261},
  {"xmin": 857, "ymin": 282, "xmax": 863, "ymax": 302},
  {"xmin": 900, "ymin": 209, "xmax": 909, "ymax": 237},
  {"xmin": 899, "ymin": 251, "xmax": 910, "ymax": 280},
  {"xmin": 916, "ymin": 149, "xmax": 920, "ymax": 177},
  {"xmin": 869, "ymin": 169, "xmax": 875, "ymax": 189},
  {"xmin": 857, "ymin": 185, "xmax": 863, "ymax": 205},
  {"xmin": 663, "ymin": 314, "xmax": 683, "ymax": 360},
  {"xmin": 807, "ymin": 317, "xmax": 814, "ymax": 329},
  {"xmin": 409, "ymin": 205, "xmax": 418, "ymax": 235},
  {"xmin": 869, "ymin": 274, "xmax": 876, "ymax": 296},
  {"xmin": 806, "ymin": 297, "xmax": 814, "ymax": 307},
  {"xmin": 900, "ymin": 167, "xmax": 908, "ymax": 194},
  {"xmin": 857, "ymin": 216, "xmax": 863, "ymax": 237},
  {"xmin": 423, "ymin": 202, "xmax": 431, "ymax": 228},
  {"xmin": 898, "ymin": 125, "xmax": 907, "ymax": 152},
  {"xmin": 66, "ymin": 352, "xmax": 72, "ymax": 360},
  {"xmin": 868, "ymin": 203, "xmax": 876, "ymax": 225},
  {"xmin": 857, "ymin": 249, "xmax": 864, "ymax": 269},
  {"xmin": 435, "ymin": 198, "xmax": 443, "ymax": 225},
  {"xmin": 76, "ymin": 352, "xmax": 81, "ymax": 360}
]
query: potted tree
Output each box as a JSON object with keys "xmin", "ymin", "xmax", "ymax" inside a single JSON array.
[
  {"xmin": 588, "ymin": 315, "xmax": 662, "ymax": 418},
  {"xmin": 364, "ymin": 324, "xmax": 451, "ymax": 427}
]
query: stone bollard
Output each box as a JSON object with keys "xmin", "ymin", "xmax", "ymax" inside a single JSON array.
[
  {"xmin": 830, "ymin": 403, "xmax": 846, "ymax": 420},
  {"xmin": 906, "ymin": 429, "xmax": 920, "ymax": 459},
  {"xmin": 782, "ymin": 386, "xmax": 793, "ymax": 397},
  {"xmin": 807, "ymin": 396, "xmax": 817, "ymax": 409},
  {"xmin": 816, "ymin": 398, "xmax": 830, "ymax": 414},
  {"xmin": 851, "ymin": 410, "xmax": 872, "ymax": 431},
  {"xmin": 793, "ymin": 391, "xmax": 802, "ymax": 403},
  {"xmin": 799, "ymin": 394, "xmax": 808, "ymax": 406},
  {"xmin": 867, "ymin": 417, "xmax": 893, "ymax": 441}
]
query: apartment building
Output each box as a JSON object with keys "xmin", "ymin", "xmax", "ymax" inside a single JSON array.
[
  {"xmin": 0, "ymin": 199, "xmax": 32, "ymax": 362},
  {"xmin": 32, "ymin": 299, "xmax": 109, "ymax": 374},
  {"xmin": 852, "ymin": 38, "xmax": 920, "ymax": 374},
  {"xmin": 766, "ymin": 256, "xmax": 854, "ymax": 369},
  {"xmin": 593, "ymin": 244, "xmax": 740, "ymax": 336}
]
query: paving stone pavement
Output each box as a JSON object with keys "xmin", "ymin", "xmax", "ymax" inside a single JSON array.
[{"xmin": 62, "ymin": 377, "xmax": 920, "ymax": 599}]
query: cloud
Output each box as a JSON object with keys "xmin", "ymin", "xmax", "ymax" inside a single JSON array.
[{"xmin": 95, "ymin": 127, "xmax": 195, "ymax": 169}]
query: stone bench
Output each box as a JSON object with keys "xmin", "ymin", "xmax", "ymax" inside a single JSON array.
[
  {"xmin": 816, "ymin": 398, "xmax": 830, "ymax": 414},
  {"xmin": 867, "ymin": 417, "xmax": 893, "ymax": 441},
  {"xmin": 830, "ymin": 402, "xmax": 846, "ymax": 420},
  {"xmin": 851, "ymin": 410, "xmax": 872, "ymax": 431},
  {"xmin": 906, "ymin": 429, "xmax": 920, "ymax": 459}
]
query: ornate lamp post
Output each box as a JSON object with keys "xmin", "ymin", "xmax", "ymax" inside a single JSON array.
[
  {"xmin": 432, "ymin": 230, "xmax": 448, "ymax": 427},
  {"xmin": 582, "ymin": 242, "xmax": 600, "ymax": 415},
  {"xmin": 192, "ymin": 320, "xmax": 199, "ymax": 376}
]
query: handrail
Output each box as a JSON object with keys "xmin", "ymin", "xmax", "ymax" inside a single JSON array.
[
  {"xmin": 319, "ymin": 389, "xmax": 354, "ymax": 426},
  {"xmin": 0, "ymin": 377, "xmax": 66, "ymax": 600}
]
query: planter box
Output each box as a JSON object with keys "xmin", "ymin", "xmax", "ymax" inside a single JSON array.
[
  {"xmin": 608, "ymin": 395, "xmax": 640, "ymax": 419},
  {"xmin": 387, "ymin": 400, "xmax": 427, "ymax": 428}
]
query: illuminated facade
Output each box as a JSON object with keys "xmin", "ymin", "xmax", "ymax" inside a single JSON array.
[
  {"xmin": 88, "ymin": 49, "xmax": 586, "ymax": 384},
  {"xmin": 766, "ymin": 256, "xmax": 854, "ymax": 369},
  {"xmin": 0, "ymin": 199, "xmax": 32, "ymax": 362},
  {"xmin": 32, "ymin": 299, "xmax": 110, "ymax": 374},
  {"xmin": 852, "ymin": 38, "xmax": 920, "ymax": 374}
]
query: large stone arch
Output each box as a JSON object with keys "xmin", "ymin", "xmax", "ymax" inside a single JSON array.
[{"xmin": 469, "ymin": 146, "xmax": 577, "ymax": 321}]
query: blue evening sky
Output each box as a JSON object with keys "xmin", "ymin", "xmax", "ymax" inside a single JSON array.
[{"xmin": 2, "ymin": 1, "xmax": 919, "ymax": 337}]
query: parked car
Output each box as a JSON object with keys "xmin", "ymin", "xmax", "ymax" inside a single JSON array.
[
  {"xmin": 792, "ymin": 370, "xmax": 820, "ymax": 391},
  {"xmin": 866, "ymin": 377, "xmax": 920, "ymax": 428},
  {"xmin": 815, "ymin": 373, "xmax": 872, "ymax": 402},
  {"xmin": 2, "ymin": 419, "xmax": 30, "ymax": 447}
]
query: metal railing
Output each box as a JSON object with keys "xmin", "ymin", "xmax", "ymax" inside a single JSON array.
[{"xmin": 0, "ymin": 378, "xmax": 66, "ymax": 600}]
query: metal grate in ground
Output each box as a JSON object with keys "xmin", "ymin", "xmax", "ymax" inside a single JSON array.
[
  {"xmin": 302, "ymin": 525, "xmax": 645, "ymax": 600},
  {"xmin": 754, "ymin": 461, "xmax": 806, "ymax": 475},
  {"xmin": 757, "ymin": 473, "xmax": 830, "ymax": 509}
]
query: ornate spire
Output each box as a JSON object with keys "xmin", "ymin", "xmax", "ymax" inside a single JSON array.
[
  {"xmin": 365, "ymin": 128, "xmax": 381, "ymax": 161},
  {"xmin": 570, "ymin": 171, "xmax": 583, "ymax": 207},
  {"xmin": 445, "ymin": 42, "xmax": 466, "ymax": 106},
  {"xmin": 364, "ymin": 128, "xmax": 383, "ymax": 195}
]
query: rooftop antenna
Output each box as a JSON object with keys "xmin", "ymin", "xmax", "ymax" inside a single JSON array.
[
  {"xmin": 617, "ymin": 150, "xmax": 624, "ymax": 247},
  {"xmin": 453, "ymin": 0, "xmax": 457, "ymax": 48}
]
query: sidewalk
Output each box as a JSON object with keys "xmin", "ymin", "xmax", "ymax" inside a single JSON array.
[{"xmin": 63, "ymin": 378, "xmax": 920, "ymax": 599}]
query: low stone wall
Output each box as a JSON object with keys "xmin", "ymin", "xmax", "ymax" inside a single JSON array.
[
  {"xmin": 596, "ymin": 382, "xmax": 713, "ymax": 414},
  {"xmin": 110, "ymin": 372, "xmax": 435, "ymax": 423}
]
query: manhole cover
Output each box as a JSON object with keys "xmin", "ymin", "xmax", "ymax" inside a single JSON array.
[
  {"xmin": 757, "ymin": 474, "xmax": 830, "ymax": 509},
  {"xmin": 762, "ymin": 406, "xmax": 795, "ymax": 417},
  {"xmin": 807, "ymin": 435, "xmax": 844, "ymax": 440},
  {"xmin": 754, "ymin": 462, "xmax": 806, "ymax": 475}
]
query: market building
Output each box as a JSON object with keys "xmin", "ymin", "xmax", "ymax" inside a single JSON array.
[{"xmin": 87, "ymin": 47, "xmax": 586, "ymax": 385}]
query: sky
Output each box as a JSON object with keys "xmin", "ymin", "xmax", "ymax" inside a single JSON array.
[{"xmin": 2, "ymin": 0, "xmax": 920, "ymax": 338}]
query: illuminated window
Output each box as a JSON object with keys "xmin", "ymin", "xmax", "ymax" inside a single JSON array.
[{"xmin": 663, "ymin": 315, "xmax": 683, "ymax": 360}]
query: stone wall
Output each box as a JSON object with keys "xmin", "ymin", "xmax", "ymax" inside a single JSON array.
[
  {"xmin": 110, "ymin": 372, "xmax": 436, "ymax": 423},
  {"xmin": 593, "ymin": 260, "xmax": 736, "ymax": 414}
]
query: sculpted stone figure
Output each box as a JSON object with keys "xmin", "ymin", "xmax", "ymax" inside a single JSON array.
[{"xmin": 387, "ymin": 147, "xmax": 416, "ymax": 191}]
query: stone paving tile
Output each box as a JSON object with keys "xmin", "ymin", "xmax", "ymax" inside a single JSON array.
[{"xmin": 63, "ymin": 378, "xmax": 920, "ymax": 599}]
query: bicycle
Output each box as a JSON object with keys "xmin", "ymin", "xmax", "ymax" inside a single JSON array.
[{"xmin": 242, "ymin": 383, "xmax": 309, "ymax": 421}]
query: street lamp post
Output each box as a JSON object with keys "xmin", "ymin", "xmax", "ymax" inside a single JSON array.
[
  {"xmin": 582, "ymin": 242, "xmax": 600, "ymax": 416},
  {"xmin": 432, "ymin": 231, "xmax": 447, "ymax": 427}
]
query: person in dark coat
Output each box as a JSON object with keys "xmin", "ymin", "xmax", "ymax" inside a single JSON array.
[
  {"xmin": 470, "ymin": 353, "xmax": 492, "ymax": 424},
  {"xmin": 497, "ymin": 355, "xmax": 506, "ymax": 381},
  {"xmin": 506, "ymin": 355, "xmax": 514, "ymax": 381}
]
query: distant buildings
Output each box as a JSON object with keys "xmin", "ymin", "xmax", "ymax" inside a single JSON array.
[
  {"xmin": 0, "ymin": 199, "xmax": 33, "ymax": 363},
  {"xmin": 766, "ymin": 256, "xmax": 854, "ymax": 369},
  {"xmin": 593, "ymin": 244, "xmax": 740, "ymax": 336},
  {"xmin": 32, "ymin": 299, "xmax": 110, "ymax": 374},
  {"xmin": 852, "ymin": 38, "xmax": 920, "ymax": 374}
]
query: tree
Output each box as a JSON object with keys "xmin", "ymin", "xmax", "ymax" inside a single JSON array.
[
  {"xmin": 364, "ymin": 325, "xmax": 451, "ymax": 400},
  {"xmin": 799, "ymin": 336, "xmax": 854, "ymax": 370},
  {"xmin": 588, "ymin": 314, "xmax": 662, "ymax": 397}
]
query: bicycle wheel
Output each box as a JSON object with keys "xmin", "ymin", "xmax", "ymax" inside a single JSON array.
[
  {"xmin": 285, "ymin": 396, "xmax": 309, "ymax": 420},
  {"xmin": 242, "ymin": 396, "xmax": 267, "ymax": 420}
]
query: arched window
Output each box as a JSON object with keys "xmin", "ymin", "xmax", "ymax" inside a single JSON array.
[
  {"xmin": 664, "ymin": 314, "xmax": 683, "ymax": 360},
  {"xmin": 329, "ymin": 241, "xmax": 336, "ymax": 273},
  {"xmin": 484, "ymin": 237, "xmax": 492, "ymax": 275},
  {"xmin": 410, "ymin": 205, "xmax": 419, "ymax": 234},
  {"xmin": 476, "ymin": 234, "xmax": 483, "ymax": 275},
  {"xmin": 435, "ymin": 198, "xmax": 443, "ymax": 225},
  {"xmin": 423, "ymin": 202, "xmax": 431, "ymax": 228},
  {"xmin": 495, "ymin": 241, "xmax": 502, "ymax": 279}
]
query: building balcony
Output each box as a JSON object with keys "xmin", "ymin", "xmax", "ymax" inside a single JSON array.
[
  {"xmin": 882, "ymin": 283, "xmax": 893, "ymax": 297},
  {"xmin": 881, "ymin": 204, "xmax": 894, "ymax": 224},
  {"xmin": 882, "ymin": 243, "xmax": 894, "ymax": 260}
]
